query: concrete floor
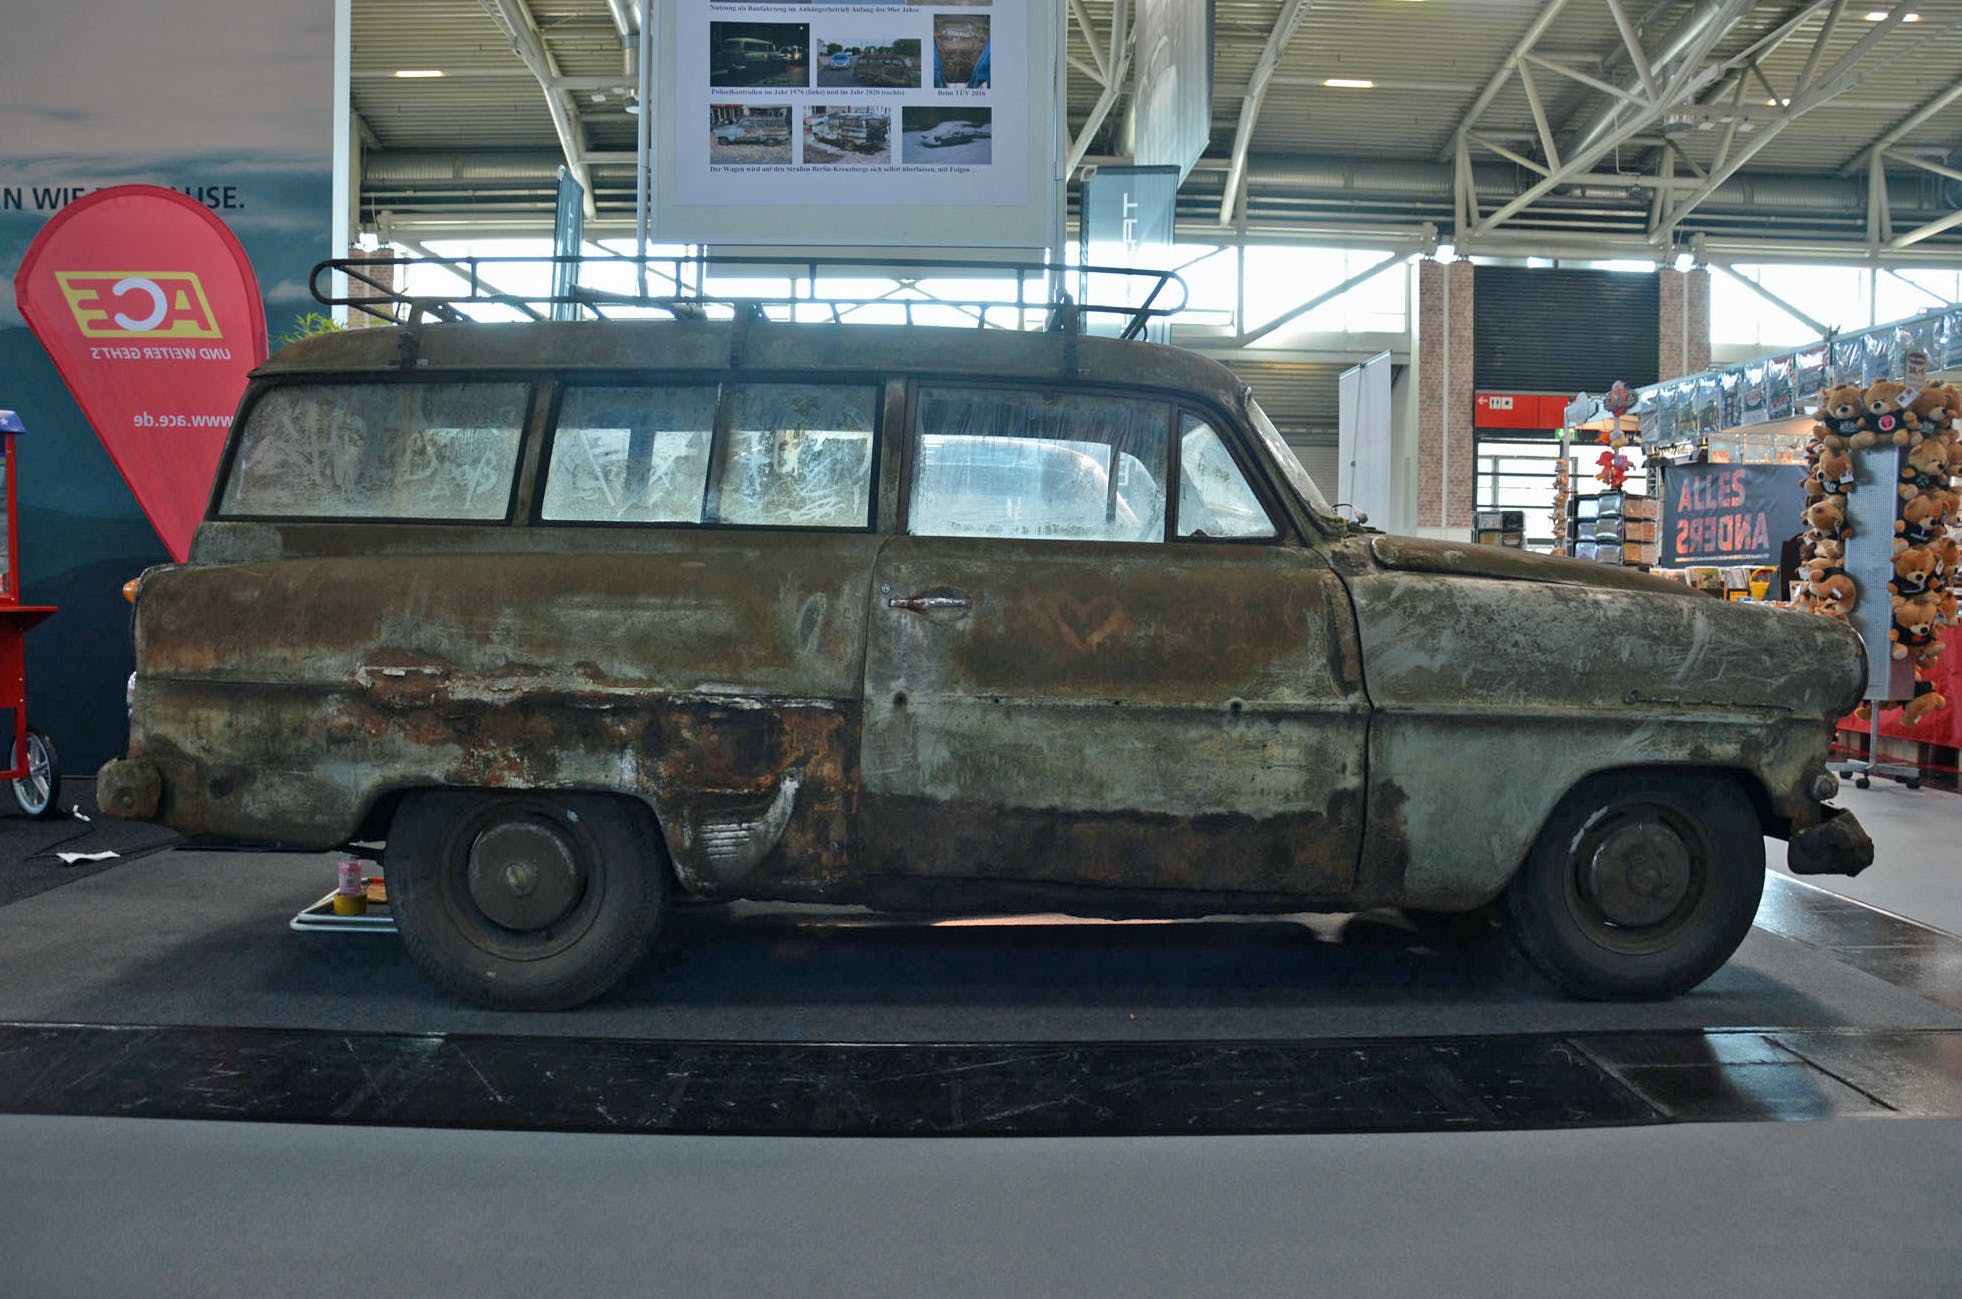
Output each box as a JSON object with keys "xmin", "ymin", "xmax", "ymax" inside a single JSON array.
[
  {"xmin": 1771, "ymin": 780, "xmax": 1962, "ymax": 938},
  {"xmin": 5, "ymin": 1114, "xmax": 1959, "ymax": 1298},
  {"xmin": 2, "ymin": 779, "xmax": 1958, "ymax": 1295}
]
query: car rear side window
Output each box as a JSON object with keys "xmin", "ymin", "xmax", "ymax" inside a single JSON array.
[
  {"xmin": 1178, "ymin": 414, "xmax": 1276, "ymax": 539},
  {"xmin": 908, "ymin": 387, "xmax": 1168, "ymax": 543},
  {"xmin": 711, "ymin": 384, "xmax": 877, "ymax": 527},
  {"xmin": 540, "ymin": 382, "xmax": 877, "ymax": 530},
  {"xmin": 221, "ymin": 381, "xmax": 528, "ymax": 521},
  {"xmin": 541, "ymin": 386, "xmax": 716, "ymax": 523}
]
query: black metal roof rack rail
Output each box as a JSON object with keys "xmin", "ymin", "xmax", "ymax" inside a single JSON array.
[{"xmin": 311, "ymin": 252, "xmax": 1187, "ymax": 341}]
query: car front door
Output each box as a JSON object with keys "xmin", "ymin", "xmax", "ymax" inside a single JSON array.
[{"xmin": 856, "ymin": 385, "xmax": 1369, "ymax": 903}]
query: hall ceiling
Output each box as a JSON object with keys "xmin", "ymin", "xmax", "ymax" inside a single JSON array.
[{"xmin": 350, "ymin": 1, "xmax": 1962, "ymax": 260}]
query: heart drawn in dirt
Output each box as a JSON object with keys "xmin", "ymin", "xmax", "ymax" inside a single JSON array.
[{"xmin": 1040, "ymin": 592, "xmax": 1130, "ymax": 653}]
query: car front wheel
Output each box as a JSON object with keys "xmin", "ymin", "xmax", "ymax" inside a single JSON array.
[
  {"xmin": 1500, "ymin": 772, "xmax": 1763, "ymax": 1000},
  {"xmin": 386, "ymin": 790, "xmax": 667, "ymax": 1010}
]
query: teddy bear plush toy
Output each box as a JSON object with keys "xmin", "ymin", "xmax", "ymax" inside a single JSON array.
[
  {"xmin": 1862, "ymin": 378, "xmax": 1919, "ymax": 448},
  {"xmin": 1805, "ymin": 559, "xmax": 1858, "ymax": 618},
  {"xmin": 1806, "ymin": 493, "xmax": 1850, "ymax": 541},
  {"xmin": 1899, "ymin": 436, "xmax": 1950, "ymax": 499},
  {"xmin": 1891, "ymin": 545, "xmax": 1938, "ymax": 597},
  {"xmin": 1898, "ymin": 681, "xmax": 1948, "ymax": 728},
  {"xmin": 1890, "ymin": 591, "xmax": 1942, "ymax": 660},
  {"xmin": 1814, "ymin": 383, "xmax": 1868, "ymax": 450},
  {"xmin": 1814, "ymin": 440, "xmax": 1856, "ymax": 495},
  {"xmin": 1909, "ymin": 382, "xmax": 1960, "ymax": 440},
  {"xmin": 1894, "ymin": 490, "xmax": 1947, "ymax": 553}
]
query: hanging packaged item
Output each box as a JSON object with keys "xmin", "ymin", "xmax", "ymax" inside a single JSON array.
[
  {"xmin": 1794, "ymin": 344, "xmax": 1828, "ymax": 407},
  {"xmin": 1767, "ymin": 354, "xmax": 1796, "ymax": 420},
  {"xmin": 1741, "ymin": 363, "xmax": 1768, "ymax": 425}
]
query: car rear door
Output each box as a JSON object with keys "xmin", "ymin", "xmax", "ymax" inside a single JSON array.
[{"xmin": 856, "ymin": 384, "xmax": 1369, "ymax": 902}]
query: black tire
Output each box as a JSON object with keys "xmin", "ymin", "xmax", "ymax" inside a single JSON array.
[
  {"xmin": 1499, "ymin": 772, "xmax": 1764, "ymax": 1000},
  {"xmin": 385, "ymin": 790, "xmax": 668, "ymax": 1010},
  {"xmin": 10, "ymin": 727, "xmax": 61, "ymax": 819}
]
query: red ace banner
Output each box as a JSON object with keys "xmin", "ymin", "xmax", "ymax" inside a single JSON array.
[{"xmin": 13, "ymin": 186, "xmax": 268, "ymax": 561}]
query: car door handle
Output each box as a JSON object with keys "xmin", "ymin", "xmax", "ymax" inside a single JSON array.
[{"xmin": 888, "ymin": 588, "xmax": 972, "ymax": 614}]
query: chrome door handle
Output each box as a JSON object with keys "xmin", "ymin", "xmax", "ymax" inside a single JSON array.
[{"xmin": 889, "ymin": 589, "xmax": 972, "ymax": 613}]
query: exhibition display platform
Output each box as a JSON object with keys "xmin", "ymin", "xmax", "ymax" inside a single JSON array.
[{"xmin": 1, "ymin": 781, "xmax": 1959, "ymax": 1138}]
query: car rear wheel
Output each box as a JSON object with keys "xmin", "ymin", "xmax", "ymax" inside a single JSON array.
[
  {"xmin": 386, "ymin": 790, "xmax": 667, "ymax": 1010},
  {"xmin": 1500, "ymin": 772, "xmax": 1763, "ymax": 1000}
]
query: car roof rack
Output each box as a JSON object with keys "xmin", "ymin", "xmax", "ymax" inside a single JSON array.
[{"xmin": 311, "ymin": 252, "xmax": 1186, "ymax": 342}]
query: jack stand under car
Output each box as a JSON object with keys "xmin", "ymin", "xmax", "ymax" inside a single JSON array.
[{"xmin": 0, "ymin": 411, "xmax": 60, "ymax": 818}]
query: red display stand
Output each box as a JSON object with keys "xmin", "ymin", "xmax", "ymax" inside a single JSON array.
[
  {"xmin": 1836, "ymin": 623, "xmax": 1962, "ymax": 757},
  {"xmin": 0, "ymin": 410, "xmax": 60, "ymax": 816}
]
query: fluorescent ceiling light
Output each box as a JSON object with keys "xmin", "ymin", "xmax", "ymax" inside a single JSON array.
[
  {"xmin": 1324, "ymin": 78, "xmax": 1375, "ymax": 89},
  {"xmin": 392, "ymin": 69, "xmax": 446, "ymax": 78},
  {"xmin": 1864, "ymin": 10, "xmax": 1919, "ymax": 19}
]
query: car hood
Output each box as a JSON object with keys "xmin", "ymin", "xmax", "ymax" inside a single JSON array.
[
  {"xmin": 1369, "ymin": 535, "xmax": 1697, "ymax": 598},
  {"xmin": 1360, "ymin": 535, "xmax": 1867, "ymax": 720}
]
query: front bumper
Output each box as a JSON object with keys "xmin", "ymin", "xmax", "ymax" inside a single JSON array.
[{"xmin": 1785, "ymin": 806, "xmax": 1875, "ymax": 878}]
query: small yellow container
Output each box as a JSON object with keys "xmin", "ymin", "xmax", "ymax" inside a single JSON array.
[{"xmin": 332, "ymin": 891, "xmax": 368, "ymax": 916}]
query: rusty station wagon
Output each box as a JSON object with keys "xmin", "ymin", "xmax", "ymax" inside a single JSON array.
[{"xmin": 99, "ymin": 304, "xmax": 1875, "ymax": 1009}]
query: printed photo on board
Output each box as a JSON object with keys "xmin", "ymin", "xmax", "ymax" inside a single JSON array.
[
  {"xmin": 803, "ymin": 106, "xmax": 893, "ymax": 166},
  {"xmin": 901, "ymin": 106, "xmax": 991, "ymax": 165},
  {"xmin": 812, "ymin": 21, "xmax": 921, "ymax": 89},
  {"xmin": 933, "ymin": 14, "xmax": 990, "ymax": 88},
  {"xmin": 708, "ymin": 105, "xmax": 793, "ymax": 166},
  {"xmin": 709, "ymin": 22, "xmax": 809, "ymax": 88}
]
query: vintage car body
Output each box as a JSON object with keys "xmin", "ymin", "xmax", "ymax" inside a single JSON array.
[
  {"xmin": 100, "ymin": 318, "xmax": 1873, "ymax": 1008},
  {"xmin": 713, "ymin": 119, "xmax": 790, "ymax": 146}
]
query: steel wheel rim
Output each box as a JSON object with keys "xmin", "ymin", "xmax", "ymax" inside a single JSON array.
[
  {"xmin": 12, "ymin": 734, "xmax": 51, "ymax": 816},
  {"xmin": 1561, "ymin": 802, "xmax": 1711, "ymax": 956},
  {"xmin": 442, "ymin": 804, "xmax": 604, "ymax": 962}
]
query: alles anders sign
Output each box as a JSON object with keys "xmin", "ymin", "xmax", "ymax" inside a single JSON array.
[
  {"xmin": 14, "ymin": 186, "xmax": 268, "ymax": 562},
  {"xmin": 1659, "ymin": 462, "xmax": 1808, "ymax": 567}
]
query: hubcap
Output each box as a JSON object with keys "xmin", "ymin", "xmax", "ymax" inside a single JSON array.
[
  {"xmin": 466, "ymin": 817, "xmax": 586, "ymax": 932},
  {"xmin": 1580, "ymin": 819, "xmax": 1693, "ymax": 928}
]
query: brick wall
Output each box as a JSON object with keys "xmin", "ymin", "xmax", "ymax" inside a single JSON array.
[
  {"xmin": 1657, "ymin": 266, "xmax": 1712, "ymax": 380},
  {"xmin": 1685, "ymin": 267, "xmax": 1711, "ymax": 374},
  {"xmin": 1414, "ymin": 257, "xmax": 1476, "ymax": 531}
]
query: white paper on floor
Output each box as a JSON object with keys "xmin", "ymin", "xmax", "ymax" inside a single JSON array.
[{"xmin": 55, "ymin": 851, "xmax": 119, "ymax": 864}]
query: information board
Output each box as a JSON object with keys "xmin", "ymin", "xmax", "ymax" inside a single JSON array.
[{"xmin": 659, "ymin": 1, "xmax": 1061, "ymax": 249}]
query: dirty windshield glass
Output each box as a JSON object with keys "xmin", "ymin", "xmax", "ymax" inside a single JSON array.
[
  {"xmin": 1245, "ymin": 396, "xmax": 1334, "ymax": 520},
  {"xmin": 223, "ymin": 382, "xmax": 527, "ymax": 520}
]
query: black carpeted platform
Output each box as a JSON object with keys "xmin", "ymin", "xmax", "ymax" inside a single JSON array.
[{"xmin": 0, "ymin": 777, "xmax": 180, "ymax": 908}]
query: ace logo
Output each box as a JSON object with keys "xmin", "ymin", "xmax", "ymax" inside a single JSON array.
[{"xmin": 55, "ymin": 271, "xmax": 222, "ymax": 339}]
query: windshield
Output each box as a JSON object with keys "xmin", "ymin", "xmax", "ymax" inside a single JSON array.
[{"xmin": 1243, "ymin": 395, "xmax": 1336, "ymax": 525}]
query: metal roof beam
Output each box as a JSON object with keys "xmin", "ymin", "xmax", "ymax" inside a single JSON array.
[
  {"xmin": 1841, "ymin": 81, "xmax": 1962, "ymax": 176},
  {"xmin": 1565, "ymin": 0, "xmax": 1753, "ymax": 161},
  {"xmin": 1605, "ymin": 0, "xmax": 1661, "ymax": 101},
  {"xmin": 485, "ymin": 0, "xmax": 595, "ymax": 220},
  {"xmin": 1440, "ymin": 0, "xmax": 1573, "ymax": 161},
  {"xmin": 1653, "ymin": 5, "xmax": 1912, "ymax": 238},
  {"xmin": 1070, "ymin": 0, "xmax": 1109, "ymax": 85},
  {"xmin": 1217, "ymin": 0, "xmax": 1316, "ymax": 224},
  {"xmin": 1465, "ymin": 0, "xmax": 1752, "ymax": 243},
  {"xmin": 1066, "ymin": 0, "xmax": 1130, "ymax": 172}
]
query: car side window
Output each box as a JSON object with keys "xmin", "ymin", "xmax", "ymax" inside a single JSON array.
[
  {"xmin": 711, "ymin": 384, "xmax": 877, "ymax": 527},
  {"xmin": 1178, "ymin": 414, "xmax": 1277, "ymax": 539},
  {"xmin": 540, "ymin": 382, "xmax": 876, "ymax": 529},
  {"xmin": 541, "ymin": 385, "xmax": 716, "ymax": 523},
  {"xmin": 908, "ymin": 386, "xmax": 1168, "ymax": 543},
  {"xmin": 222, "ymin": 381, "xmax": 528, "ymax": 521}
]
